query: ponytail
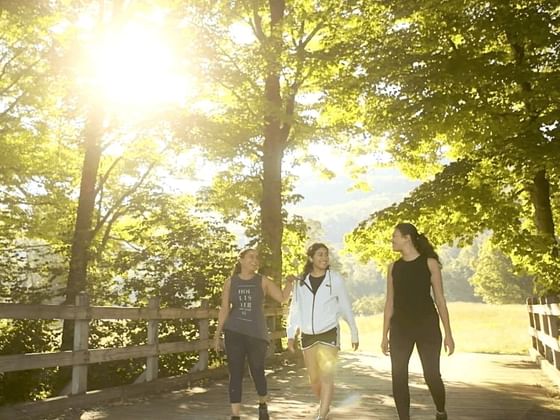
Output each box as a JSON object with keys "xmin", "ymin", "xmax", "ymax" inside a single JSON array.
[
  {"xmin": 395, "ymin": 223, "xmax": 441, "ymax": 266},
  {"xmin": 231, "ymin": 261, "xmax": 242, "ymax": 277}
]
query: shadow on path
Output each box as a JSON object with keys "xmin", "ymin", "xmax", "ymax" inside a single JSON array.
[{"xmin": 52, "ymin": 352, "xmax": 560, "ymax": 420}]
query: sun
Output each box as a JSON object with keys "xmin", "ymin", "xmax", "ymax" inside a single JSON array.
[{"xmin": 82, "ymin": 20, "xmax": 193, "ymax": 112}]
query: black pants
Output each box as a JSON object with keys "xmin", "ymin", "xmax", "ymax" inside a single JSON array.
[
  {"xmin": 390, "ymin": 315, "xmax": 446, "ymax": 420},
  {"xmin": 224, "ymin": 329, "xmax": 268, "ymax": 404}
]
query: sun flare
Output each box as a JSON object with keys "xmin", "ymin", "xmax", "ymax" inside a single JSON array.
[{"xmin": 84, "ymin": 21, "xmax": 193, "ymax": 111}]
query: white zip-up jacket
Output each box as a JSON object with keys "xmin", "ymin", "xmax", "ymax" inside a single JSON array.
[{"xmin": 286, "ymin": 270, "xmax": 359, "ymax": 343}]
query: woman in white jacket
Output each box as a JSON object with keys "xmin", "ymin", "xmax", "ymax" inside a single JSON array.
[{"xmin": 287, "ymin": 243, "xmax": 359, "ymax": 420}]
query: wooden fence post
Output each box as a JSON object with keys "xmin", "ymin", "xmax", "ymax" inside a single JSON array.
[
  {"xmin": 528, "ymin": 297, "xmax": 538, "ymax": 353},
  {"xmin": 71, "ymin": 292, "xmax": 89, "ymax": 395},
  {"xmin": 536, "ymin": 297, "xmax": 545, "ymax": 356},
  {"xmin": 545, "ymin": 295, "xmax": 560, "ymax": 369},
  {"xmin": 198, "ymin": 299, "xmax": 209, "ymax": 371},
  {"xmin": 146, "ymin": 296, "xmax": 160, "ymax": 382}
]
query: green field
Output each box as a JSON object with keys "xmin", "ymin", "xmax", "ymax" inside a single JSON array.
[{"xmin": 339, "ymin": 302, "xmax": 530, "ymax": 355}]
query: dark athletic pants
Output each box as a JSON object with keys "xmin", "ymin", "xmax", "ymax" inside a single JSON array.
[
  {"xmin": 390, "ymin": 314, "xmax": 446, "ymax": 420},
  {"xmin": 224, "ymin": 329, "xmax": 268, "ymax": 404}
]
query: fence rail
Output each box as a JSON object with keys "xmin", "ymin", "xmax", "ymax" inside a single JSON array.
[
  {"xmin": 527, "ymin": 295, "xmax": 560, "ymax": 386},
  {"xmin": 0, "ymin": 292, "xmax": 287, "ymax": 394}
]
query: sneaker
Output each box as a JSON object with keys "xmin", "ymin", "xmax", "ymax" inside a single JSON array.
[
  {"xmin": 258, "ymin": 403, "xmax": 270, "ymax": 420},
  {"xmin": 436, "ymin": 411, "xmax": 448, "ymax": 420},
  {"xmin": 316, "ymin": 408, "xmax": 330, "ymax": 420}
]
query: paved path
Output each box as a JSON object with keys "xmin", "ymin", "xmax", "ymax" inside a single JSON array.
[{"xmin": 56, "ymin": 352, "xmax": 560, "ymax": 420}]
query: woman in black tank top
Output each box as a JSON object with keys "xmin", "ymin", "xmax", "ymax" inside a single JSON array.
[
  {"xmin": 381, "ymin": 223, "xmax": 455, "ymax": 420},
  {"xmin": 213, "ymin": 248, "xmax": 296, "ymax": 420}
]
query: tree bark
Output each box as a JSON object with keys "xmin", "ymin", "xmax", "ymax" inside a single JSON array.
[
  {"xmin": 60, "ymin": 0, "xmax": 124, "ymax": 353},
  {"xmin": 260, "ymin": 0, "xmax": 287, "ymax": 281},
  {"xmin": 61, "ymin": 107, "xmax": 104, "ymax": 351},
  {"xmin": 528, "ymin": 169, "xmax": 557, "ymax": 251}
]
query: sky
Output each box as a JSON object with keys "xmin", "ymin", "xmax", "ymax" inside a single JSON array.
[
  {"xmin": 164, "ymin": 146, "xmax": 420, "ymax": 250},
  {"xmin": 287, "ymin": 152, "xmax": 420, "ymax": 248},
  {"xmin": 290, "ymin": 168, "xmax": 419, "ymax": 247}
]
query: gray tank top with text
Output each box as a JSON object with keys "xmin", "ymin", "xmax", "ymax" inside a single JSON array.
[{"xmin": 223, "ymin": 274, "xmax": 269, "ymax": 342}]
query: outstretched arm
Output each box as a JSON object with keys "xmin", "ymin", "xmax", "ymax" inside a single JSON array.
[
  {"xmin": 428, "ymin": 258, "xmax": 455, "ymax": 356},
  {"xmin": 263, "ymin": 275, "xmax": 296, "ymax": 303}
]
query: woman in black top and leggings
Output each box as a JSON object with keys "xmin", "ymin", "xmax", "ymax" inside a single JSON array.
[{"xmin": 381, "ymin": 223, "xmax": 455, "ymax": 420}]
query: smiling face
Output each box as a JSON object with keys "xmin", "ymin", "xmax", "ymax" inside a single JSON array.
[
  {"xmin": 310, "ymin": 246, "xmax": 329, "ymax": 272},
  {"xmin": 239, "ymin": 249, "xmax": 259, "ymax": 274}
]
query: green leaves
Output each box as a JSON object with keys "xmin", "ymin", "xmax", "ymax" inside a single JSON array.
[
  {"xmin": 470, "ymin": 238, "xmax": 533, "ymax": 304},
  {"xmin": 342, "ymin": 1, "xmax": 560, "ymax": 292}
]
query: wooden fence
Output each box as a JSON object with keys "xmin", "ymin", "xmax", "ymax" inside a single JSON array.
[
  {"xmin": 0, "ymin": 292, "xmax": 288, "ymax": 417},
  {"xmin": 527, "ymin": 295, "xmax": 560, "ymax": 386}
]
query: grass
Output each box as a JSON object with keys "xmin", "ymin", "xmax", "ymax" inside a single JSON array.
[{"xmin": 339, "ymin": 302, "xmax": 530, "ymax": 355}]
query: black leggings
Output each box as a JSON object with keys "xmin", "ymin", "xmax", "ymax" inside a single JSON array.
[
  {"xmin": 390, "ymin": 315, "xmax": 445, "ymax": 420},
  {"xmin": 224, "ymin": 329, "xmax": 268, "ymax": 404}
]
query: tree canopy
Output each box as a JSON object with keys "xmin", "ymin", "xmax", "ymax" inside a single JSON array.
[
  {"xmin": 1, "ymin": 0, "xmax": 559, "ymax": 403},
  {"xmin": 344, "ymin": 0, "xmax": 560, "ymax": 293}
]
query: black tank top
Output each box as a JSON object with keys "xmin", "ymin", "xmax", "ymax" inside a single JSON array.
[
  {"xmin": 391, "ymin": 255, "xmax": 437, "ymax": 325},
  {"xmin": 223, "ymin": 274, "xmax": 269, "ymax": 342}
]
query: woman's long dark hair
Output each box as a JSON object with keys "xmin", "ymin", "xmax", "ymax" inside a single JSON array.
[
  {"xmin": 231, "ymin": 248, "xmax": 256, "ymax": 277},
  {"xmin": 302, "ymin": 242, "xmax": 330, "ymax": 279},
  {"xmin": 395, "ymin": 223, "xmax": 441, "ymax": 266}
]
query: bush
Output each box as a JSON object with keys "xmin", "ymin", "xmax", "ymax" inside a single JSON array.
[{"xmin": 352, "ymin": 294, "xmax": 385, "ymax": 316}]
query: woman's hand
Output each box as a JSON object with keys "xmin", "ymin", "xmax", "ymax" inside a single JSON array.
[
  {"xmin": 444, "ymin": 335, "xmax": 455, "ymax": 356},
  {"xmin": 381, "ymin": 336, "xmax": 390, "ymax": 355},
  {"xmin": 286, "ymin": 274, "xmax": 298, "ymax": 284},
  {"xmin": 287, "ymin": 338, "xmax": 296, "ymax": 353}
]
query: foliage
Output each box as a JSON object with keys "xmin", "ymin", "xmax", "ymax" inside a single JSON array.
[
  {"xmin": 0, "ymin": 318, "xmax": 60, "ymax": 404},
  {"xmin": 0, "ymin": 238, "xmax": 67, "ymax": 304},
  {"xmin": 352, "ymin": 294, "xmax": 385, "ymax": 316},
  {"xmin": 0, "ymin": 1, "xmax": 81, "ymax": 246},
  {"xmin": 342, "ymin": 0, "xmax": 560, "ymax": 292},
  {"xmin": 340, "ymin": 253, "xmax": 385, "ymax": 302},
  {"xmin": 177, "ymin": 0, "xmax": 379, "ymax": 278},
  {"xmin": 439, "ymin": 241, "xmax": 480, "ymax": 302},
  {"xmin": 111, "ymin": 198, "xmax": 238, "ymax": 308},
  {"xmin": 2, "ymin": 0, "xmax": 557, "ymax": 405},
  {"xmin": 470, "ymin": 238, "xmax": 534, "ymax": 304},
  {"xmin": 281, "ymin": 214, "xmax": 309, "ymax": 278},
  {"xmin": 106, "ymin": 197, "xmax": 239, "ymax": 376}
]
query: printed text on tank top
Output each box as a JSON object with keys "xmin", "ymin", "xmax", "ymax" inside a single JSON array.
[{"xmin": 224, "ymin": 274, "xmax": 269, "ymax": 342}]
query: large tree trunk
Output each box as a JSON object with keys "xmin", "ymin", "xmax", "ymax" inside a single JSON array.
[
  {"xmin": 527, "ymin": 169, "xmax": 559, "ymax": 294},
  {"xmin": 506, "ymin": 32, "xmax": 559, "ymax": 286},
  {"xmin": 60, "ymin": 0, "xmax": 123, "ymax": 353},
  {"xmin": 54, "ymin": 107, "xmax": 104, "ymax": 394},
  {"xmin": 528, "ymin": 169, "xmax": 557, "ymax": 250},
  {"xmin": 260, "ymin": 0, "xmax": 287, "ymax": 282},
  {"xmin": 260, "ymin": 0, "xmax": 290, "ymax": 354},
  {"xmin": 61, "ymin": 107, "xmax": 104, "ymax": 351},
  {"xmin": 261, "ymin": 121, "xmax": 285, "ymax": 281}
]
